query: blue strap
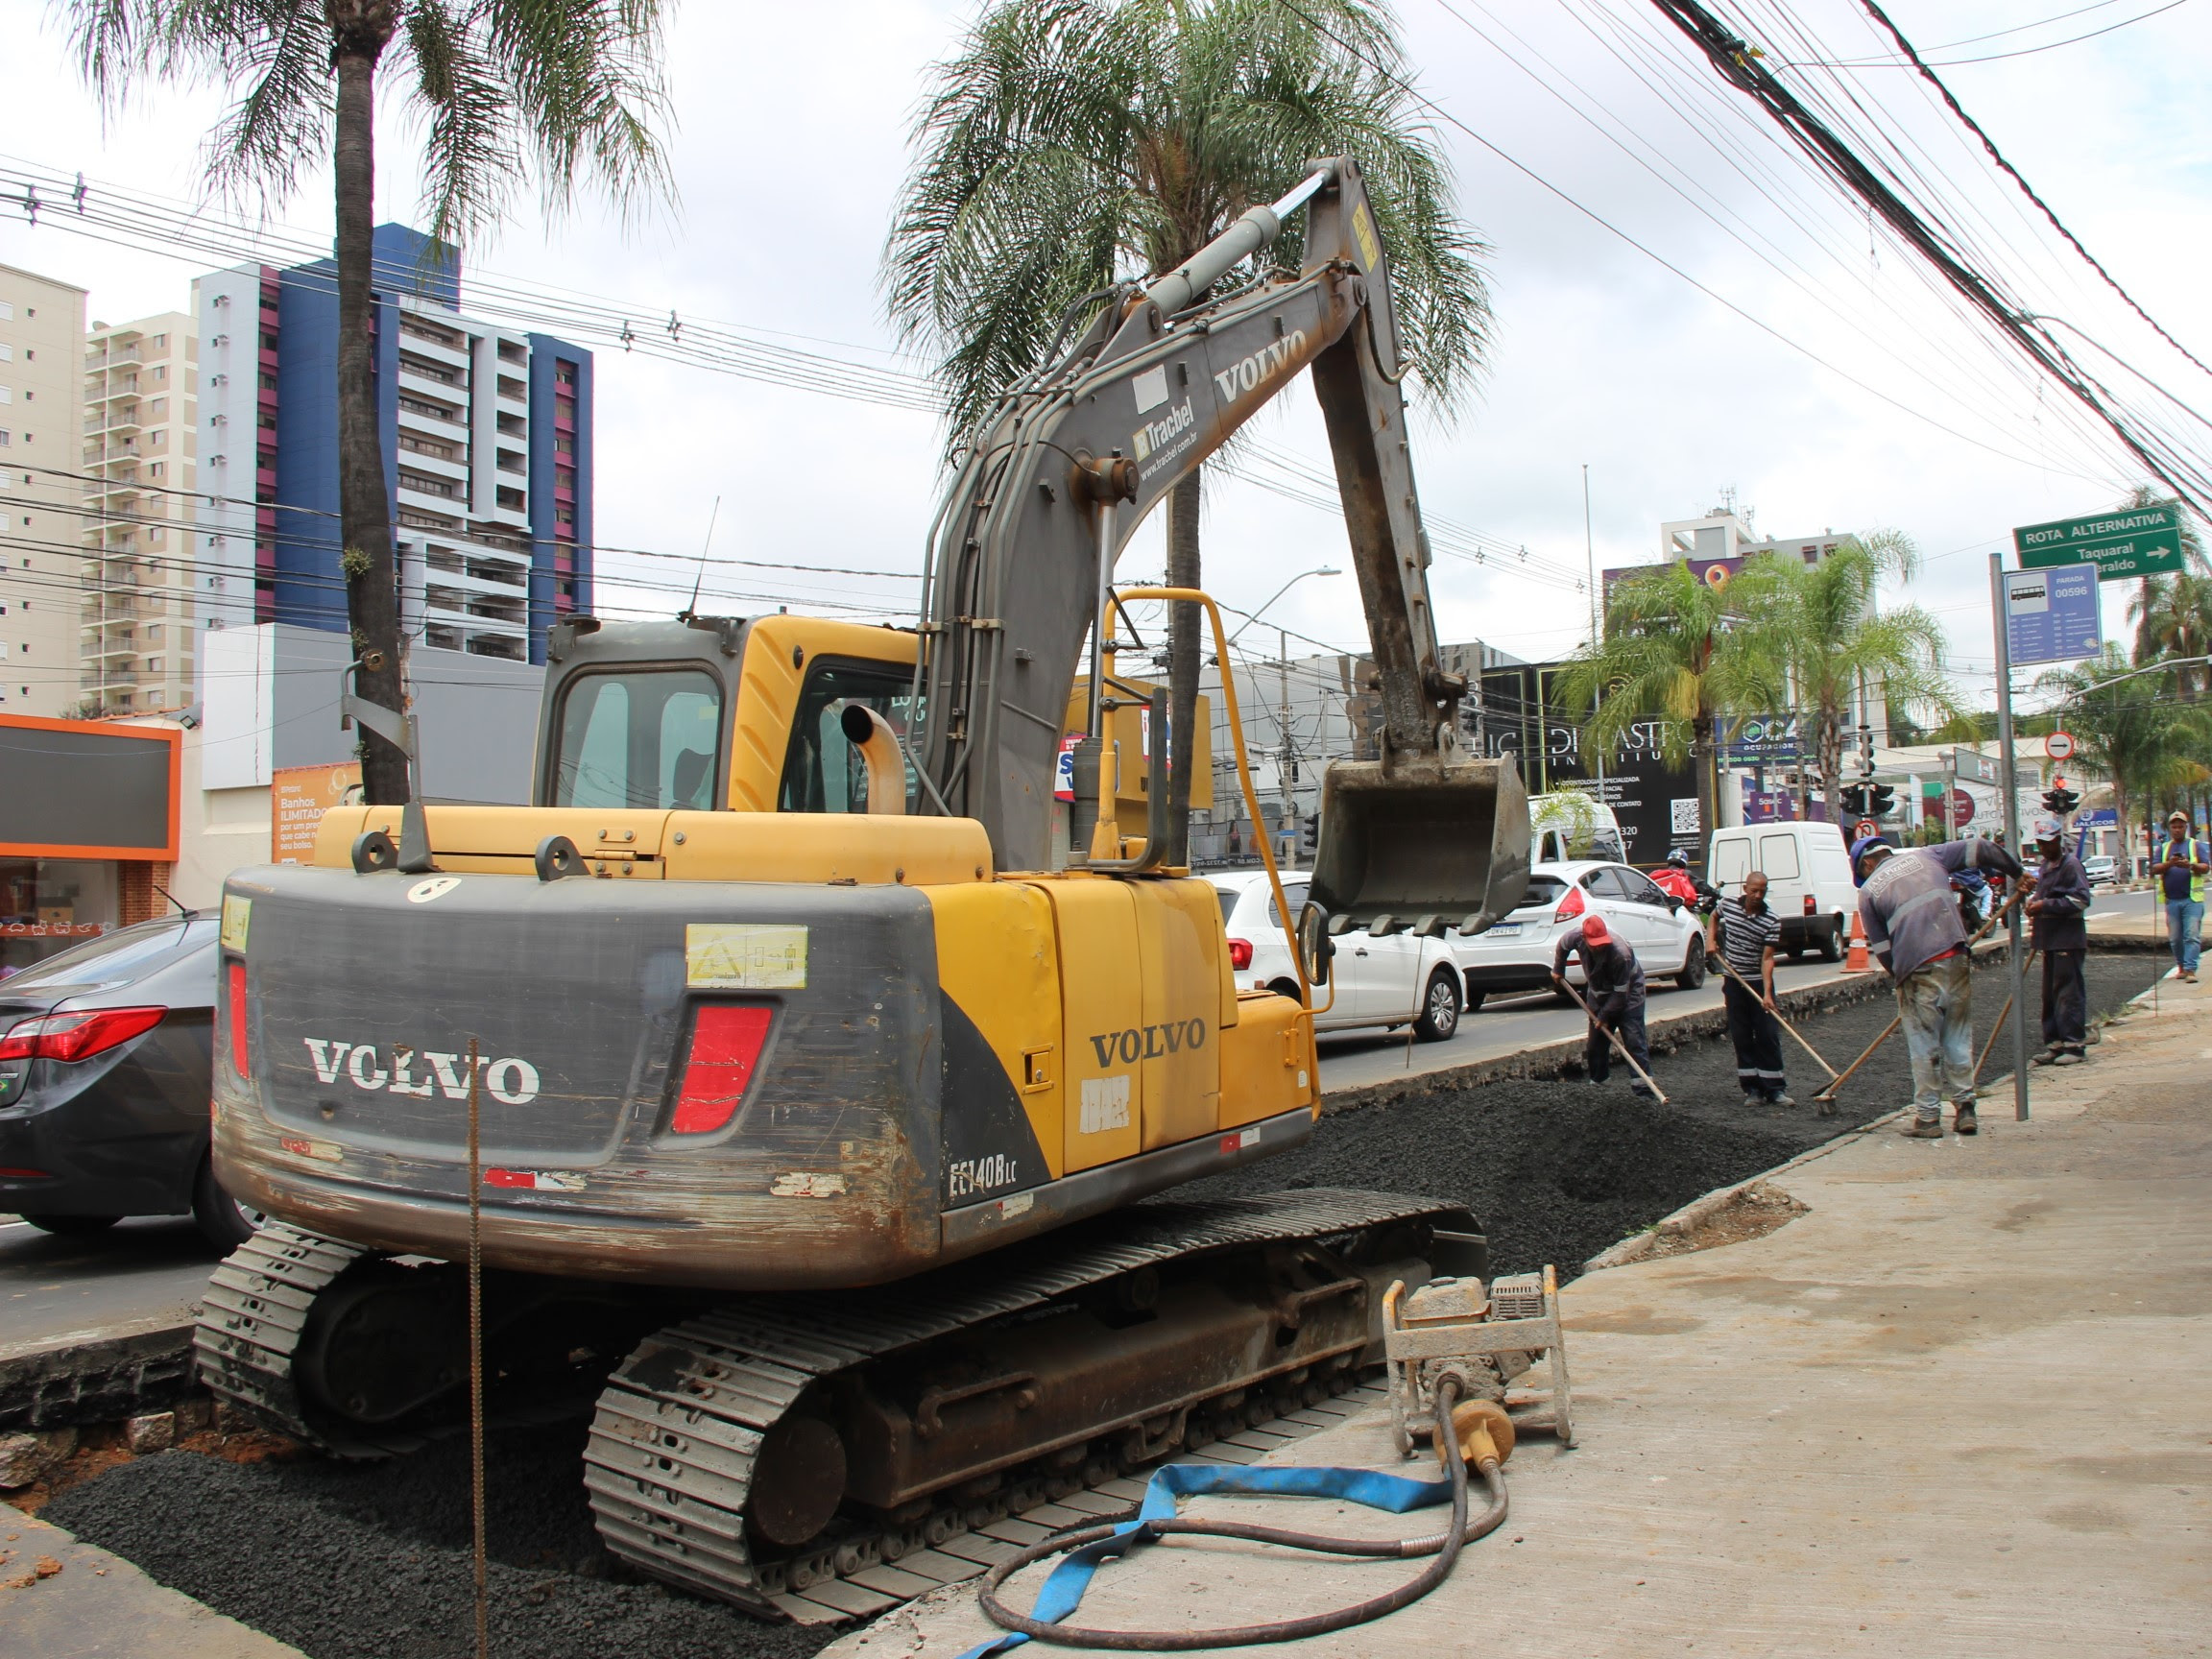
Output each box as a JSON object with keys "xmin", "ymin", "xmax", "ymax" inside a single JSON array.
[{"xmin": 956, "ymin": 1459, "xmax": 1455, "ymax": 1658}]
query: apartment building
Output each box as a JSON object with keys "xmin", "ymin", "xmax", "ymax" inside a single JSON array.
[
  {"xmin": 197, "ymin": 224, "xmax": 592, "ymax": 664},
  {"xmin": 81, "ymin": 311, "xmax": 198, "ymax": 714},
  {"xmin": 0, "ymin": 262, "xmax": 89, "ymax": 716}
]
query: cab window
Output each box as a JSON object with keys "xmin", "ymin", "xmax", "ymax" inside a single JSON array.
[
  {"xmin": 778, "ymin": 659, "xmax": 921, "ymax": 813},
  {"xmin": 550, "ymin": 667, "xmax": 723, "ymax": 809}
]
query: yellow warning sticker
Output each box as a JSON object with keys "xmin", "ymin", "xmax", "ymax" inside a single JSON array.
[
  {"xmin": 686, "ymin": 923, "xmax": 808, "ymax": 990},
  {"xmin": 220, "ymin": 895, "xmax": 252, "ymax": 953},
  {"xmin": 1352, "ymin": 203, "xmax": 1381, "ymax": 272}
]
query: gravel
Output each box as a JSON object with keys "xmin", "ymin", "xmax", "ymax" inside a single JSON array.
[{"xmin": 42, "ymin": 950, "xmax": 2162, "ymax": 1657}]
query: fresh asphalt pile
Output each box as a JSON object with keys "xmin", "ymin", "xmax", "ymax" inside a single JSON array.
[{"xmin": 41, "ymin": 950, "xmax": 2164, "ymax": 1659}]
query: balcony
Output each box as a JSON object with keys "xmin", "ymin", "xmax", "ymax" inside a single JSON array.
[
  {"xmin": 397, "ymin": 394, "xmax": 465, "ymax": 426},
  {"xmin": 397, "ymin": 469, "xmax": 459, "ymax": 500},
  {"xmin": 397, "ymin": 351, "xmax": 463, "ymax": 387}
]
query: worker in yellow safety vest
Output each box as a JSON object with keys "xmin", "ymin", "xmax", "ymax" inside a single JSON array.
[{"xmin": 2152, "ymin": 809, "xmax": 2208, "ymax": 981}]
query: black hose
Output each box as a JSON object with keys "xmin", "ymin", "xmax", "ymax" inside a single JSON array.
[{"xmin": 975, "ymin": 1380, "xmax": 1507, "ymax": 1650}]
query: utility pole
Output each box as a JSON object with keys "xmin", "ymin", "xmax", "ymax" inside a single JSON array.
[
  {"xmin": 1279, "ymin": 626, "xmax": 1295, "ymax": 841},
  {"xmin": 1988, "ymin": 553, "xmax": 2032, "ymax": 1122}
]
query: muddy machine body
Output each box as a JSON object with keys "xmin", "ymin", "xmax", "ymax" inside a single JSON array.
[{"xmin": 199, "ymin": 159, "xmax": 1527, "ymax": 1618}]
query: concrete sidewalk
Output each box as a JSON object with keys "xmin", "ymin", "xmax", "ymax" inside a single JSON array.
[{"xmin": 844, "ymin": 971, "xmax": 2212, "ymax": 1658}]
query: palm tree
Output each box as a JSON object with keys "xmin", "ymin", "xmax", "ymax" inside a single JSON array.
[
  {"xmin": 65, "ymin": 1, "xmax": 672, "ymax": 803},
  {"xmin": 882, "ymin": 0, "xmax": 1488, "ymax": 860},
  {"xmin": 1733, "ymin": 532, "xmax": 1959, "ymax": 828},
  {"xmin": 2036, "ymin": 644, "xmax": 2198, "ymax": 871},
  {"xmin": 1553, "ymin": 560, "xmax": 1783, "ymax": 853},
  {"xmin": 2122, "ymin": 484, "xmax": 2212, "ymax": 695}
]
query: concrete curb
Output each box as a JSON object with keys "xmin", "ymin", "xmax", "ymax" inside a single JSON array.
[{"xmin": 0, "ymin": 1316, "xmax": 201, "ymax": 1436}]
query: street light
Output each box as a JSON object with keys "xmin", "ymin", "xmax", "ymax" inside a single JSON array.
[{"xmin": 1225, "ymin": 565, "xmax": 1341, "ymax": 647}]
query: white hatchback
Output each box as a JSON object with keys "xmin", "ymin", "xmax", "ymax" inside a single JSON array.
[
  {"xmin": 1452, "ymin": 860, "xmax": 1709, "ymax": 1010},
  {"xmin": 1209, "ymin": 870, "xmax": 1467, "ymax": 1042}
]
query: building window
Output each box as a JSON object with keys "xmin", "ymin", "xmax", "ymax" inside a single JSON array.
[{"xmin": 153, "ymin": 333, "xmax": 167, "ymax": 349}]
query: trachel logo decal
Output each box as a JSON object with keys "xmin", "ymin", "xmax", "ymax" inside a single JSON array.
[
  {"xmin": 1087, "ymin": 1021, "xmax": 1208, "ymax": 1067},
  {"xmin": 301, "ymin": 1038, "xmax": 541, "ymax": 1104}
]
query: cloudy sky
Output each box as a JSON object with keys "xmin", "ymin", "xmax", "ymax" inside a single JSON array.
[{"xmin": 2, "ymin": 0, "xmax": 2205, "ymax": 716}]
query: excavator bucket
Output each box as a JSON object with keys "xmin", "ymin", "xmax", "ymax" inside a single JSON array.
[{"xmin": 1307, "ymin": 753, "xmax": 1531, "ymax": 938}]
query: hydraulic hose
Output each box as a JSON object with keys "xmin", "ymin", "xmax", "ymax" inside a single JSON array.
[{"xmin": 975, "ymin": 1378, "xmax": 1508, "ymax": 1650}]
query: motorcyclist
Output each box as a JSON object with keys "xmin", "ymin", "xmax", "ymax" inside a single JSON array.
[{"xmin": 1651, "ymin": 849, "xmax": 1704, "ymax": 908}]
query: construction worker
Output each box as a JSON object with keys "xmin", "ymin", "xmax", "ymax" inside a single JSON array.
[
  {"xmin": 1551, "ymin": 913, "xmax": 1656, "ymax": 1100},
  {"xmin": 1708, "ymin": 870, "xmax": 1791, "ymax": 1107},
  {"xmin": 1854, "ymin": 833, "xmax": 2025, "ymax": 1139},
  {"xmin": 2151, "ymin": 809, "xmax": 2207, "ymax": 982},
  {"xmin": 2026, "ymin": 815, "xmax": 2092, "ymax": 1066}
]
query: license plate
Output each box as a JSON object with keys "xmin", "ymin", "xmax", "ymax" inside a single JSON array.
[{"xmin": 1486, "ymin": 922, "xmax": 1522, "ymax": 936}]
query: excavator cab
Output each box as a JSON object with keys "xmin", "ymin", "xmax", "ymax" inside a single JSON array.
[{"xmin": 1307, "ymin": 754, "xmax": 1530, "ymax": 939}]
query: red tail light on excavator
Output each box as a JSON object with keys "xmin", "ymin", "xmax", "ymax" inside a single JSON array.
[
  {"xmin": 1553, "ymin": 885, "xmax": 1585, "ymax": 923},
  {"xmin": 227, "ymin": 961, "xmax": 251, "ymax": 1080},
  {"xmin": 670, "ymin": 1004, "xmax": 775, "ymax": 1135},
  {"xmin": 1227, "ymin": 938, "xmax": 1255, "ymax": 970},
  {"xmin": 0, "ymin": 1006, "xmax": 167, "ymax": 1064}
]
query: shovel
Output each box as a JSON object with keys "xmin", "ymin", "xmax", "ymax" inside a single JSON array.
[{"xmin": 1556, "ymin": 976, "xmax": 1670, "ymax": 1105}]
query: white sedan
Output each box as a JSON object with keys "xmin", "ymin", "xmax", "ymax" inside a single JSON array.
[
  {"xmin": 1453, "ymin": 860, "xmax": 1710, "ymax": 1011},
  {"xmin": 1209, "ymin": 870, "xmax": 1466, "ymax": 1042}
]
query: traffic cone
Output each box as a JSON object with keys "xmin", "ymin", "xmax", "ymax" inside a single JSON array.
[{"xmin": 1844, "ymin": 912, "xmax": 1873, "ymax": 974}]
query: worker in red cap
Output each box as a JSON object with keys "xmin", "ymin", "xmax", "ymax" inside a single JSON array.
[{"xmin": 1551, "ymin": 911, "xmax": 1656, "ymax": 1099}]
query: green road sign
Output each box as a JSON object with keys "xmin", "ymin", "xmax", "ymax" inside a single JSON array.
[{"xmin": 2014, "ymin": 500, "xmax": 2185, "ymax": 579}]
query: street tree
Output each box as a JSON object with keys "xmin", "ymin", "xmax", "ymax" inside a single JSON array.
[
  {"xmin": 882, "ymin": 0, "xmax": 1488, "ymax": 860},
  {"xmin": 2035, "ymin": 644, "xmax": 2201, "ymax": 868},
  {"xmin": 1554, "ymin": 559, "xmax": 1783, "ymax": 852},
  {"xmin": 1733, "ymin": 532, "xmax": 1959, "ymax": 828},
  {"xmin": 64, "ymin": 0, "xmax": 672, "ymax": 803}
]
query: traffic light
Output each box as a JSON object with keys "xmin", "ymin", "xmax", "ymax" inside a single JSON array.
[
  {"xmin": 1299, "ymin": 813, "xmax": 1319, "ymax": 859},
  {"xmin": 1870, "ymin": 782, "xmax": 1896, "ymax": 818},
  {"xmin": 1839, "ymin": 782, "xmax": 1870, "ymax": 818},
  {"xmin": 2041, "ymin": 782, "xmax": 2080, "ymax": 817}
]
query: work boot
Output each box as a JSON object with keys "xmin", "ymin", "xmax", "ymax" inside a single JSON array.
[
  {"xmin": 2053, "ymin": 1049, "xmax": 2085, "ymax": 1066},
  {"xmin": 1742, "ymin": 1093, "xmax": 1767, "ymax": 1110},
  {"xmin": 1896, "ymin": 1116, "xmax": 1943, "ymax": 1139},
  {"xmin": 1953, "ymin": 1103, "xmax": 1979, "ymax": 1136},
  {"xmin": 2031, "ymin": 1047, "xmax": 2059, "ymax": 1067},
  {"xmin": 1768, "ymin": 1093, "xmax": 1796, "ymax": 1109}
]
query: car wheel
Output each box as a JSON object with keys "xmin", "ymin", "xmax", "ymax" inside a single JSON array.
[
  {"xmin": 1413, "ymin": 969, "xmax": 1461, "ymax": 1042},
  {"xmin": 192, "ymin": 1158, "xmax": 268, "ymax": 1254},
  {"xmin": 1816, "ymin": 918, "xmax": 1843, "ymax": 962},
  {"xmin": 19, "ymin": 1214, "xmax": 123, "ymax": 1237},
  {"xmin": 1674, "ymin": 937, "xmax": 1708, "ymax": 990}
]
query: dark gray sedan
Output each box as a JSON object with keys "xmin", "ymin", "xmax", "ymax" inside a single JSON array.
[{"xmin": 0, "ymin": 914, "xmax": 261, "ymax": 1249}]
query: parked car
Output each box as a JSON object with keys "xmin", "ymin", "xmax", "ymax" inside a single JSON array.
[
  {"xmin": 2081, "ymin": 854, "xmax": 2119, "ymax": 886},
  {"xmin": 0, "ymin": 914, "xmax": 263, "ymax": 1250},
  {"xmin": 1455, "ymin": 859, "xmax": 1708, "ymax": 1008},
  {"xmin": 1210, "ymin": 870, "xmax": 1465, "ymax": 1042},
  {"xmin": 1706, "ymin": 824, "xmax": 1856, "ymax": 959}
]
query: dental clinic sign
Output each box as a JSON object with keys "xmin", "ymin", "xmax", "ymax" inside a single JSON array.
[{"xmin": 2015, "ymin": 500, "xmax": 2185, "ymax": 580}]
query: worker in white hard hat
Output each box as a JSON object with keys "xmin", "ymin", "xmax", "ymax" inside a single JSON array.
[{"xmin": 2026, "ymin": 815, "xmax": 2092, "ymax": 1066}]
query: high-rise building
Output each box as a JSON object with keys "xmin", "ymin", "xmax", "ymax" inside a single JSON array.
[
  {"xmin": 81, "ymin": 311, "xmax": 198, "ymax": 714},
  {"xmin": 0, "ymin": 262, "xmax": 89, "ymax": 716},
  {"xmin": 196, "ymin": 225, "xmax": 593, "ymax": 665}
]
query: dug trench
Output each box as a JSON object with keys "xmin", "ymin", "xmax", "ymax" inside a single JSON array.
[{"xmin": 31, "ymin": 950, "xmax": 2165, "ymax": 1659}]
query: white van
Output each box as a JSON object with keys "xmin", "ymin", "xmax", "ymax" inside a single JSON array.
[
  {"xmin": 1529, "ymin": 792, "xmax": 1626, "ymax": 864},
  {"xmin": 1707, "ymin": 823, "xmax": 1858, "ymax": 960}
]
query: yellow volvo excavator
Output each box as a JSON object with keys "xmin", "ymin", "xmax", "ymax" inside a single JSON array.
[{"xmin": 197, "ymin": 157, "xmax": 1528, "ymax": 1621}]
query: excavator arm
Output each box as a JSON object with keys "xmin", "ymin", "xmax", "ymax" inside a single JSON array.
[{"xmin": 915, "ymin": 156, "xmax": 1527, "ymax": 931}]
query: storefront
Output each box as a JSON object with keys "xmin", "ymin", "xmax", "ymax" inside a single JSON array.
[{"xmin": 0, "ymin": 714, "xmax": 180, "ymax": 975}]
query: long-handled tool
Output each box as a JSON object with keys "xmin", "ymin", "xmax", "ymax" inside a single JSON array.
[
  {"xmin": 1709, "ymin": 950, "xmax": 1839, "ymax": 1081},
  {"xmin": 1976, "ymin": 945, "xmax": 2044, "ymax": 1079},
  {"xmin": 1814, "ymin": 884, "xmax": 2031, "ymax": 1108},
  {"xmin": 1556, "ymin": 977, "xmax": 1669, "ymax": 1104}
]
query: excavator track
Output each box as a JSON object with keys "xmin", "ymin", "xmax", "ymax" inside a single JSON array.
[
  {"xmin": 582, "ymin": 1189, "xmax": 1471, "ymax": 1622},
  {"xmin": 193, "ymin": 1221, "xmax": 386, "ymax": 1456}
]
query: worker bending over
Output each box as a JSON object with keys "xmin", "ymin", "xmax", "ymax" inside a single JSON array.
[
  {"xmin": 1551, "ymin": 914, "xmax": 1657, "ymax": 1100},
  {"xmin": 1709, "ymin": 871, "xmax": 1791, "ymax": 1108},
  {"xmin": 2027, "ymin": 816, "xmax": 2092, "ymax": 1066},
  {"xmin": 1853, "ymin": 834, "xmax": 2025, "ymax": 1139}
]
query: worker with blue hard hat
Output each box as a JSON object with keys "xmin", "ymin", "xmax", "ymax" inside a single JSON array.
[{"xmin": 1853, "ymin": 830, "xmax": 2024, "ymax": 1139}]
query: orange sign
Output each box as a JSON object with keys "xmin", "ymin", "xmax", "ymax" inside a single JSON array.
[{"xmin": 273, "ymin": 763, "xmax": 364, "ymax": 863}]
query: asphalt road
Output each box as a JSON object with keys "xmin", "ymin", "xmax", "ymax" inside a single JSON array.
[{"xmin": 0, "ymin": 1215, "xmax": 226, "ymax": 1357}]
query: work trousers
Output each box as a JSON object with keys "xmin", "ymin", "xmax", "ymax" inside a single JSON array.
[
  {"xmin": 2041, "ymin": 949, "xmax": 2086, "ymax": 1053},
  {"xmin": 1896, "ymin": 953, "xmax": 1975, "ymax": 1121},
  {"xmin": 2166, "ymin": 899, "xmax": 2202, "ymax": 974},
  {"xmin": 1721, "ymin": 974, "xmax": 1787, "ymax": 1098},
  {"xmin": 1585, "ymin": 1000, "xmax": 1655, "ymax": 1096}
]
